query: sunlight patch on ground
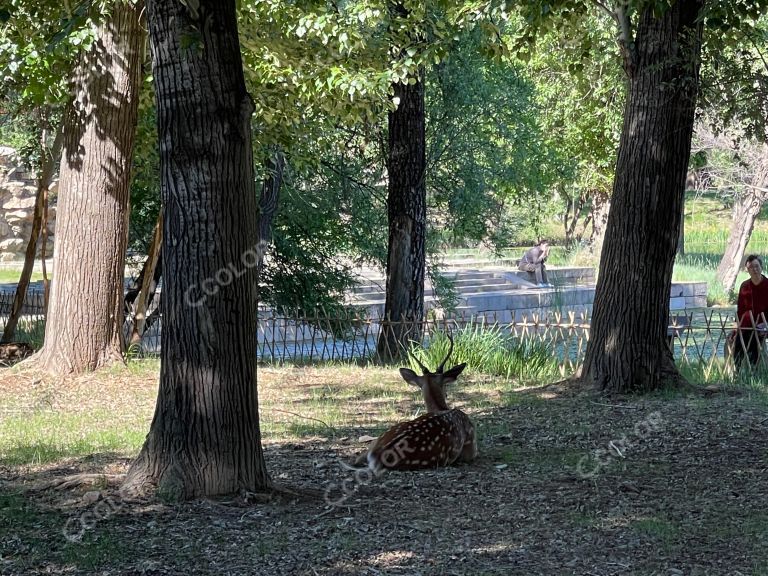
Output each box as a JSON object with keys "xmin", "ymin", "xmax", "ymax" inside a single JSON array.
[{"xmin": 368, "ymin": 549, "xmax": 417, "ymax": 567}]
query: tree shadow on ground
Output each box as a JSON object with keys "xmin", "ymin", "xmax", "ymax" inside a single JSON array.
[{"xmin": 3, "ymin": 374, "xmax": 768, "ymax": 575}]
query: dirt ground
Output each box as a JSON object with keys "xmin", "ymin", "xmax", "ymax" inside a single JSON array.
[{"xmin": 1, "ymin": 371, "xmax": 767, "ymax": 576}]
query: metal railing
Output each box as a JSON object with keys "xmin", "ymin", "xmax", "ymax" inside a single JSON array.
[{"xmin": 2, "ymin": 289, "xmax": 762, "ymax": 374}]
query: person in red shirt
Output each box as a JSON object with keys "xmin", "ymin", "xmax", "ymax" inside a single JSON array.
[{"xmin": 728, "ymin": 254, "xmax": 768, "ymax": 369}]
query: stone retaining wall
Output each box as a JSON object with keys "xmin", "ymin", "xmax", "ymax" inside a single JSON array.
[{"xmin": 0, "ymin": 147, "xmax": 56, "ymax": 261}]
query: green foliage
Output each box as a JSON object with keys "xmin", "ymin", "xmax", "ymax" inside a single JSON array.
[
  {"xmin": 259, "ymin": 143, "xmax": 387, "ymax": 313},
  {"xmin": 524, "ymin": 6, "xmax": 624, "ymax": 245},
  {"xmin": 426, "ymin": 28, "xmax": 558, "ymax": 249},
  {"xmin": 127, "ymin": 84, "xmax": 161, "ymax": 253},
  {"xmin": 427, "ymin": 262, "xmax": 460, "ymax": 314},
  {"xmin": 699, "ymin": 11, "xmax": 768, "ymax": 140},
  {"xmin": 0, "ymin": 1, "xmax": 101, "ymax": 106},
  {"xmin": 0, "ymin": 106, "xmax": 36, "ymax": 155},
  {"xmin": 256, "ymin": 19, "xmax": 558, "ymax": 313},
  {"xmin": 408, "ymin": 325, "xmax": 560, "ymax": 383}
]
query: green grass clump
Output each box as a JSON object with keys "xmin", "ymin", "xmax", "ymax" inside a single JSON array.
[
  {"xmin": 408, "ymin": 325, "xmax": 561, "ymax": 384},
  {"xmin": 673, "ymin": 253, "xmax": 743, "ymax": 306},
  {"xmin": 0, "ymin": 410, "xmax": 147, "ymax": 466},
  {"xmin": 10, "ymin": 317, "xmax": 46, "ymax": 348},
  {"xmin": 0, "ymin": 269, "xmax": 47, "ymax": 284}
]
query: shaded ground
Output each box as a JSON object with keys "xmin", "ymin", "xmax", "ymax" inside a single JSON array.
[{"xmin": 1, "ymin": 366, "xmax": 767, "ymax": 575}]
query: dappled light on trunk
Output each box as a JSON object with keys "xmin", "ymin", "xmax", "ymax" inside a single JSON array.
[
  {"xmin": 581, "ymin": 0, "xmax": 704, "ymax": 393},
  {"xmin": 33, "ymin": 2, "xmax": 144, "ymax": 375}
]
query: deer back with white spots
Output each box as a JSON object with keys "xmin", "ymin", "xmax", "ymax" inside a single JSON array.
[{"xmin": 366, "ymin": 337, "xmax": 477, "ymax": 472}]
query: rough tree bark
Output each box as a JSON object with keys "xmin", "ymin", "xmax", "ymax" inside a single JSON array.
[
  {"xmin": 376, "ymin": 72, "xmax": 427, "ymax": 361},
  {"xmin": 716, "ymin": 146, "xmax": 768, "ymax": 292},
  {"xmin": 34, "ymin": 1, "xmax": 143, "ymax": 374},
  {"xmin": 581, "ymin": 1, "xmax": 704, "ymax": 393},
  {"xmin": 2, "ymin": 123, "xmax": 62, "ymax": 343},
  {"xmin": 123, "ymin": 148, "xmax": 284, "ymax": 348},
  {"xmin": 122, "ymin": 0, "xmax": 269, "ymax": 499}
]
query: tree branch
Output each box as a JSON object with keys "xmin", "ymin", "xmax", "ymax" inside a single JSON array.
[{"xmin": 614, "ymin": 1, "xmax": 634, "ymax": 71}]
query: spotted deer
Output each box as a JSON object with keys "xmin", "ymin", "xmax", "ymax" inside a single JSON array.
[{"xmin": 363, "ymin": 337, "xmax": 477, "ymax": 473}]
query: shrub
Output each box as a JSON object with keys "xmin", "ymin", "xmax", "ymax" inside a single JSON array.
[{"xmin": 408, "ymin": 324, "xmax": 560, "ymax": 384}]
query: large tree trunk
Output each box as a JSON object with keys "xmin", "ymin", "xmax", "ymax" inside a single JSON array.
[
  {"xmin": 581, "ymin": 1, "xmax": 704, "ymax": 393},
  {"xmin": 34, "ymin": 1, "xmax": 144, "ymax": 374},
  {"xmin": 123, "ymin": 0, "xmax": 269, "ymax": 499},
  {"xmin": 377, "ymin": 71, "xmax": 427, "ymax": 361},
  {"xmin": 716, "ymin": 147, "xmax": 768, "ymax": 291},
  {"xmin": 2, "ymin": 122, "xmax": 62, "ymax": 343}
]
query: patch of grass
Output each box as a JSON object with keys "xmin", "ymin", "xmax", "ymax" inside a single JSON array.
[
  {"xmin": 257, "ymin": 365, "xmax": 425, "ymax": 440},
  {"xmin": 0, "ymin": 410, "xmax": 147, "ymax": 466},
  {"xmin": 0, "ymin": 489, "xmax": 131, "ymax": 572},
  {"xmin": 122, "ymin": 357, "xmax": 161, "ymax": 376},
  {"xmin": 0, "ymin": 361, "xmax": 158, "ymax": 466},
  {"xmin": 60, "ymin": 530, "xmax": 133, "ymax": 571},
  {"xmin": 12, "ymin": 317, "xmax": 46, "ymax": 348},
  {"xmin": 630, "ymin": 516, "xmax": 679, "ymax": 551},
  {"xmin": 0, "ymin": 269, "xmax": 46, "ymax": 284},
  {"xmin": 567, "ymin": 511, "xmax": 599, "ymax": 528},
  {"xmin": 474, "ymin": 417, "xmax": 516, "ymax": 440},
  {"xmin": 677, "ymin": 358, "xmax": 768, "ymax": 404},
  {"xmin": 531, "ymin": 447, "xmax": 584, "ymax": 471},
  {"xmin": 677, "ymin": 357, "xmax": 732, "ymax": 385},
  {"xmin": 408, "ymin": 326, "xmax": 561, "ymax": 384},
  {"xmin": 672, "ymin": 253, "xmax": 740, "ymax": 306}
]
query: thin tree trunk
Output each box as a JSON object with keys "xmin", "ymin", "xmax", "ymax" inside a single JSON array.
[
  {"xmin": 678, "ymin": 209, "xmax": 685, "ymax": 256},
  {"xmin": 581, "ymin": 0, "xmax": 704, "ymax": 393},
  {"xmin": 34, "ymin": 1, "xmax": 144, "ymax": 374},
  {"xmin": 40, "ymin": 181, "xmax": 50, "ymax": 311},
  {"xmin": 128, "ymin": 211, "xmax": 163, "ymax": 346},
  {"xmin": 716, "ymin": 147, "xmax": 768, "ymax": 291},
  {"xmin": 256, "ymin": 147, "xmax": 285, "ymax": 280},
  {"xmin": 588, "ymin": 193, "xmax": 611, "ymax": 258},
  {"xmin": 2, "ymin": 123, "xmax": 63, "ymax": 343},
  {"xmin": 377, "ymin": 69, "xmax": 427, "ymax": 362},
  {"xmin": 123, "ymin": 0, "xmax": 269, "ymax": 499}
]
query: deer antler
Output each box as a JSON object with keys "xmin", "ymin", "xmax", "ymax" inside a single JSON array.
[
  {"xmin": 437, "ymin": 333, "xmax": 454, "ymax": 373},
  {"xmin": 410, "ymin": 351, "xmax": 431, "ymax": 375}
]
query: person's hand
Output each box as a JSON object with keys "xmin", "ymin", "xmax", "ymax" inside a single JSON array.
[{"xmin": 727, "ymin": 329, "xmax": 737, "ymax": 343}]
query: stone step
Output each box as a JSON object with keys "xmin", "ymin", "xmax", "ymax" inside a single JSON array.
[
  {"xmin": 351, "ymin": 276, "xmax": 515, "ymax": 296},
  {"xmin": 441, "ymin": 258, "xmax": 520, "ymax": 269}
]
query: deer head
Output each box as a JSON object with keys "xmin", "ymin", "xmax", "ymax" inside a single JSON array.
[
  {"xmin": 399, "ymin": 334, "xmax": 466, "ymax": 413},
  {"xmin": 365, "ymin": 335, "xmax": 477, "ymax": 473}
]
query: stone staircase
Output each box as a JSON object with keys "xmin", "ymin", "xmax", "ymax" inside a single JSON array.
[
  {"xmin": 347, "ymin": 262, "xmax": 707, "ymax": 323},
  {"xmin": 347, "ymin": 263, "xmax": 598, "ymax": 321}
]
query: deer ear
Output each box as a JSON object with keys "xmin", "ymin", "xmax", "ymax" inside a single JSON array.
[
  {"xmin": 441, "ymin": 363, "xmax": 467, "ymax": 383},
  {"xmin": 399, "ymin": 368, "xmax": 422, "ymax": 387}
]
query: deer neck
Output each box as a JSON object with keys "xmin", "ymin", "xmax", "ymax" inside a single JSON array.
[{"xmin": 423, "ymin": 386, "xmax": 450, "ymax": 413}]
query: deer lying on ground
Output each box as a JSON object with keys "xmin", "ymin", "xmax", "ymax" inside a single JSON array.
[{"xmin": 356, "ymin": 337, "xmax": 477, "ymax": 473}]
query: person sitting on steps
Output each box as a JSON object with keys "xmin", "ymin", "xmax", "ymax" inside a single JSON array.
[{"xmin": 518, "ymin": 239, "xmax": 551, "ymax": 287}]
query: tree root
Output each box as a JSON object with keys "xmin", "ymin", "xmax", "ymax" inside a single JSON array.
[{"xmin": 29, "ymin": 473, "xmax": 125, "ymax": 492}]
